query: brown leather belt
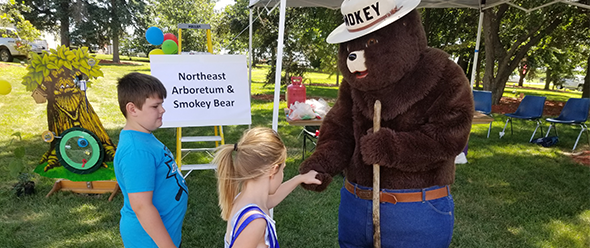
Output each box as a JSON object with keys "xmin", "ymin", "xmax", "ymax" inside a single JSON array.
[{"xmin": 345, "ymin": 180, "xmax": 449, "ymax": 204}]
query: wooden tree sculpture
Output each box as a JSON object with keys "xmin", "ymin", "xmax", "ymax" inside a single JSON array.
[{"xmin": 22, "ymin": 46, "xmax": 116, "ymax": 172}]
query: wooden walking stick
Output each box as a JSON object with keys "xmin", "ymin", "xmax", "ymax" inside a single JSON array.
[{"xmin": 372, "ymin": 100, "xmax": 382, "ymax": 248}]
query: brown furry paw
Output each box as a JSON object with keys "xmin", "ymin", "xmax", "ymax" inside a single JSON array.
[{"xmin": 301, "ymin": 173, "xmax": 333, "ymax": 192}]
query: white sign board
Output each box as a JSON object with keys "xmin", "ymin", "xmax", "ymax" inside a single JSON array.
[{"xmin": 150, "ymin": 55, "xmax": 251, "ymax": 128}]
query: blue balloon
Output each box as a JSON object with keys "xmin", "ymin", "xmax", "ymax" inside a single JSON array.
[{"xmin": 145, "ymin": 27, "xmax": 164, "ymax": 45}]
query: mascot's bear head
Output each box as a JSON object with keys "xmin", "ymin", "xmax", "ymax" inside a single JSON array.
[{"xmin": 328, "ymin": 0, "xmax": 426, "ymax": 91}]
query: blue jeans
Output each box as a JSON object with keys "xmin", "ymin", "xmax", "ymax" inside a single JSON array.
[{"xmin": 338, "ymin": 181, "xmax": 454, "ymax": 248}]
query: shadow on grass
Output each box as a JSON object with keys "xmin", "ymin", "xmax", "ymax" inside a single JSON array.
[
  {"xmin": 455, "ymin": 119, "xmax": 590, "ymax": 248},
  {"xmin": 97, "ymin": 63, "xmax": 148, "ymax": 67},
  {"xmin": 453, "ymin": 150, "xmax": 589, "ymax": 247},
  {"xmin": 1, "ymin": 108, "xmax": 588, "ymax": 247}
]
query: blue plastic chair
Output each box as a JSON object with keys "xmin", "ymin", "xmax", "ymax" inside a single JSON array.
[
  {"xmin": 500, "ymin": 95, "xmax": 546, "ymax": 142},
  {"xmin": 473, "ymin": 90, "xmax": 493, "ymax": 138},
  {"xmin": 545, "ymin": 98, "xmax": 590, "ymax": 151}
]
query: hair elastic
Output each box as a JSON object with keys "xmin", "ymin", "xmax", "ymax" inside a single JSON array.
[{"xmin": 234, "ymin": 143, "xmax": 238, "ymax": 151}]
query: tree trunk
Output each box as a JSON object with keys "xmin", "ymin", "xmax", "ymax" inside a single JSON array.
[
  {"xmin": 58, "ymin": 0, "xmax": 70, "ymax": 47},
  {"xmin": 583, "ymin": 55, "xmax": 590, "ymax": 98},
  {"xmin": 457, "ymin": 55, "xmax": 469, "ymax": 76},
  {"xmin": 544, "ymin": 70, "xmax": 551, "ymax": 90},
  {"xmin": 482, "ymin": 5, "xmax": 563, "ymax": 104},
  {"xmin": 111, "ymin": 0, "xmax": 120, "ymax": 63}
]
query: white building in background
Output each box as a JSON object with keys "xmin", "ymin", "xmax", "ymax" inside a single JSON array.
[{"xmin": 40, "ymin": 31, "xmax": 58, "ymax": 50}]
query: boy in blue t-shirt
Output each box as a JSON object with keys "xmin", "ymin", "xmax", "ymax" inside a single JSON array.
[{"xmin": 115, "ymin": 72, "xmax": 188, "ymax": 248}]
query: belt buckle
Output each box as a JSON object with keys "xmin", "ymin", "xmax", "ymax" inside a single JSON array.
[{"xmin": 380, "ymin": 191, "xmax": 398, "ymax": 204}]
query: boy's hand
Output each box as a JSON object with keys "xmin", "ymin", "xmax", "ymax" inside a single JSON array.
[{"xmin": 300, "ymin": 170, "xmax": 322, "ymax": 185}]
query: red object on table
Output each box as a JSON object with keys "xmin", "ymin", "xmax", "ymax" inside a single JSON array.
[{"xmin": 287, "ymin": 76, "xmax": 306, "ymax": 108}]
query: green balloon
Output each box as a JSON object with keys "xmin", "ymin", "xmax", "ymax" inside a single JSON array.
[{"xmin": 162, "ymin": 40, "xmax": 178, "ymax": 54}]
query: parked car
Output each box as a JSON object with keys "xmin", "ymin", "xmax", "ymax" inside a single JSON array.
[
  {"xmin": 507, "ymin": 74, "xmax": 525, "ymax": 84},
  {"xmin": 557, "ymin": 75, "xmax": 584, "ymax": 91},
  {"xmin": 0, "ymin": 27, "xmax": 47, "ymax": 62}
]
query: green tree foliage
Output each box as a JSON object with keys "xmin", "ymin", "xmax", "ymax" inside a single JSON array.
[
  {"xmin": 118, "ymin": 2, "xmax": 156, "ymax": 56},
  {"xmin": 154, "ymin": 0, "xmax": 216, "ymax": 53},
  {"xmin": 105, "ymin": 0, "xmax": 150, "ymax": 63},
  {"xmin": 22, "ymin": 45, "xmax": 103, "ymax": 91},
  {"xmin": 70, "ymin": 2, "xmax": 110, "ymax": 51},
  {"xmin": 482, "ymin": 0, "xmax": 584, "ymax": 104},
  {"xmin": 421, "ymin": 8, "xmax": 480, "ymax": 78},
  {"xmin": 0, "ymin": 0, "xmax": 41, "ymax": 58},
  {"xmin": 525, "ymin": 2, "xmax": 589, "ymax": 92},
  {"xmin": 21, "ymin": 0, "xmax": 72, "ymax": 46},
  {"xmin": 21, "ymin": 0, "xmax": 148, "ymax": 63},
  {"xmin": 216, "ymin": 1, "xmax": 340, "ymax": 85}
]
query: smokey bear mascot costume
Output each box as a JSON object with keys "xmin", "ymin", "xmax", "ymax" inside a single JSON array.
[{"xmin": 299, "ymin": 0, "xmax": 474, "ymax": 247}]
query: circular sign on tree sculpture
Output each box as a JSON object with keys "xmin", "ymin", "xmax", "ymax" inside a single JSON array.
[{"xmin": 55, "ymin": 127, "xmax": 105, "ymax": 174}]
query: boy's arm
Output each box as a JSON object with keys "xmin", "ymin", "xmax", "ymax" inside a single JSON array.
[
  {"xmin": 129, "ymin": 191, "xmax": 177, "ymax": 248},
  {"xmin": 267, "ymin": 170, "xmax": 321, "ymax": 209}
]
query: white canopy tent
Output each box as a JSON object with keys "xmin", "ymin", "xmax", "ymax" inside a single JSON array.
[{"xmin": 246, "ymin": 0, "xmax": 590, "ymax": 131}]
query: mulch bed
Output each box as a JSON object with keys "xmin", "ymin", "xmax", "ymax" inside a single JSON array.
[
  {"xmin": 491, "ymin": 96, "xmax": 564, "ymax": 116},
  {"xmin": 572, "ymin": 151, "xmax": 590, "ymax": 167},
  {"xmin": 98, "ymin": 59, "xmax": 143, "ymax": 65},
  {"xmin": 252, "ymin": 93, "xmax": 284, "ymax": 101},
  {"xmin": 0, "ymin": 62, "xmax": 24, "ymax": 68}
]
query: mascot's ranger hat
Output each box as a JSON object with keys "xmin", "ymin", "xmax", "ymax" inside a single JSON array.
[{"xmin": 327, "ymin": 0, "xmax": 421, "ymax": 44}]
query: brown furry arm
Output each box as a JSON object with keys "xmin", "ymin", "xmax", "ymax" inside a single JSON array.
[
  {"xmin": 361, "ymin": 70, "xmax": 473, "ymax": 172},
  {"xmin": 299, "ymin": 81, "xmax": 356, "ymax": 191}
]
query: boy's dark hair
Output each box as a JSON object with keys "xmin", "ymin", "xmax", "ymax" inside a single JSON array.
[{"xmin": 117, "ymin": 72, "xmax": 167, "ymax": 117}]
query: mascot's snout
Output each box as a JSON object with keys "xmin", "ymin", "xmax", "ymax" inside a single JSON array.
[{"xmin": 347, "ymin": 50, "xmax": 368, "ymax": 78}]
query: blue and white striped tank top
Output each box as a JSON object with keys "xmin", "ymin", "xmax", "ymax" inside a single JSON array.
[{"xmin": 224, "ymin": 204, "xmax": 279, "ymax": 248}]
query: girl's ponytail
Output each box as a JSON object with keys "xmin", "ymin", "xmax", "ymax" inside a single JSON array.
[
  {"xmin": 213, "ymin": 144, "xmax": 238, "ymax": 220},
  {"xmin": 214, "ymin": 127, "xmax": 287, "ymax": 220}
]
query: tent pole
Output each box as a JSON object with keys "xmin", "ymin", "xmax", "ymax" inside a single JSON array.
[
  {"xmin": 470, "ymin": 5, "xmax": 484, "ymax": 89},
  {"xmin": 271, "ymin": 0, "xmax": 287, "ymax": 132},
  {"xmin": 249, "ymin": 8, "xmax": 253, "ymax": 130}
]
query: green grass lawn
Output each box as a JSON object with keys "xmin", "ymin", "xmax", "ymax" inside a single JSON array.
[{"xmin": 0, "ymin": 59, "xmax": 589, "ymax": 248}]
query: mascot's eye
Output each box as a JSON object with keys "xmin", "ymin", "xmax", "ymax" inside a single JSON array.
[{"xmin": 365, "ymin": 39, "xmax": 378, "ymax": 47}]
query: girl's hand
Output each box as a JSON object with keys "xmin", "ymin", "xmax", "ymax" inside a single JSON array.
[{"xmin": 300, "ymin": 170, "xmax": 322, "ymax": 185}]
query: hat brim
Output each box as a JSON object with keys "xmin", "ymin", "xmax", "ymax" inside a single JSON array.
[{"xmin": 326, "ymin": 0, "xmax": 420, "ymax": 44}]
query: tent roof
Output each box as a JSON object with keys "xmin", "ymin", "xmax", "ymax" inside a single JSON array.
[{"xmin": 248, "ymin": 0, "xmax": 589, "ymax": 10}]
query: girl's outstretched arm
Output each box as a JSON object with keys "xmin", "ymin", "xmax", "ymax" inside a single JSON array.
[{"xmin": 267, "ymin": 170, "xmax": 321, "ymax": 209}]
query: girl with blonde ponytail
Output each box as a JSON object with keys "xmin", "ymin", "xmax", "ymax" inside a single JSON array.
[{"xmin": 214, "ymin": 127, "xmax": 321, "ymax": 248}]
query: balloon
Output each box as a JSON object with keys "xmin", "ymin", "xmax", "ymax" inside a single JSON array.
[
  {"xmin": 145, "ymin": 27, "xmax": 164, "ymax": 45},
  {"xmin": 149, "ymin": 49, "xmax": 165, "ymax": 57},
  {"xmin": 0, "ymin": 79, "xmax": 11, "ymax": 95},
  {"xmin": 163, "ymin": 33, "xmax": 178, "ymax": 45},
  {"xmin": 162, "ymin": 40, "xmax": 178, "ymax": 54}
]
